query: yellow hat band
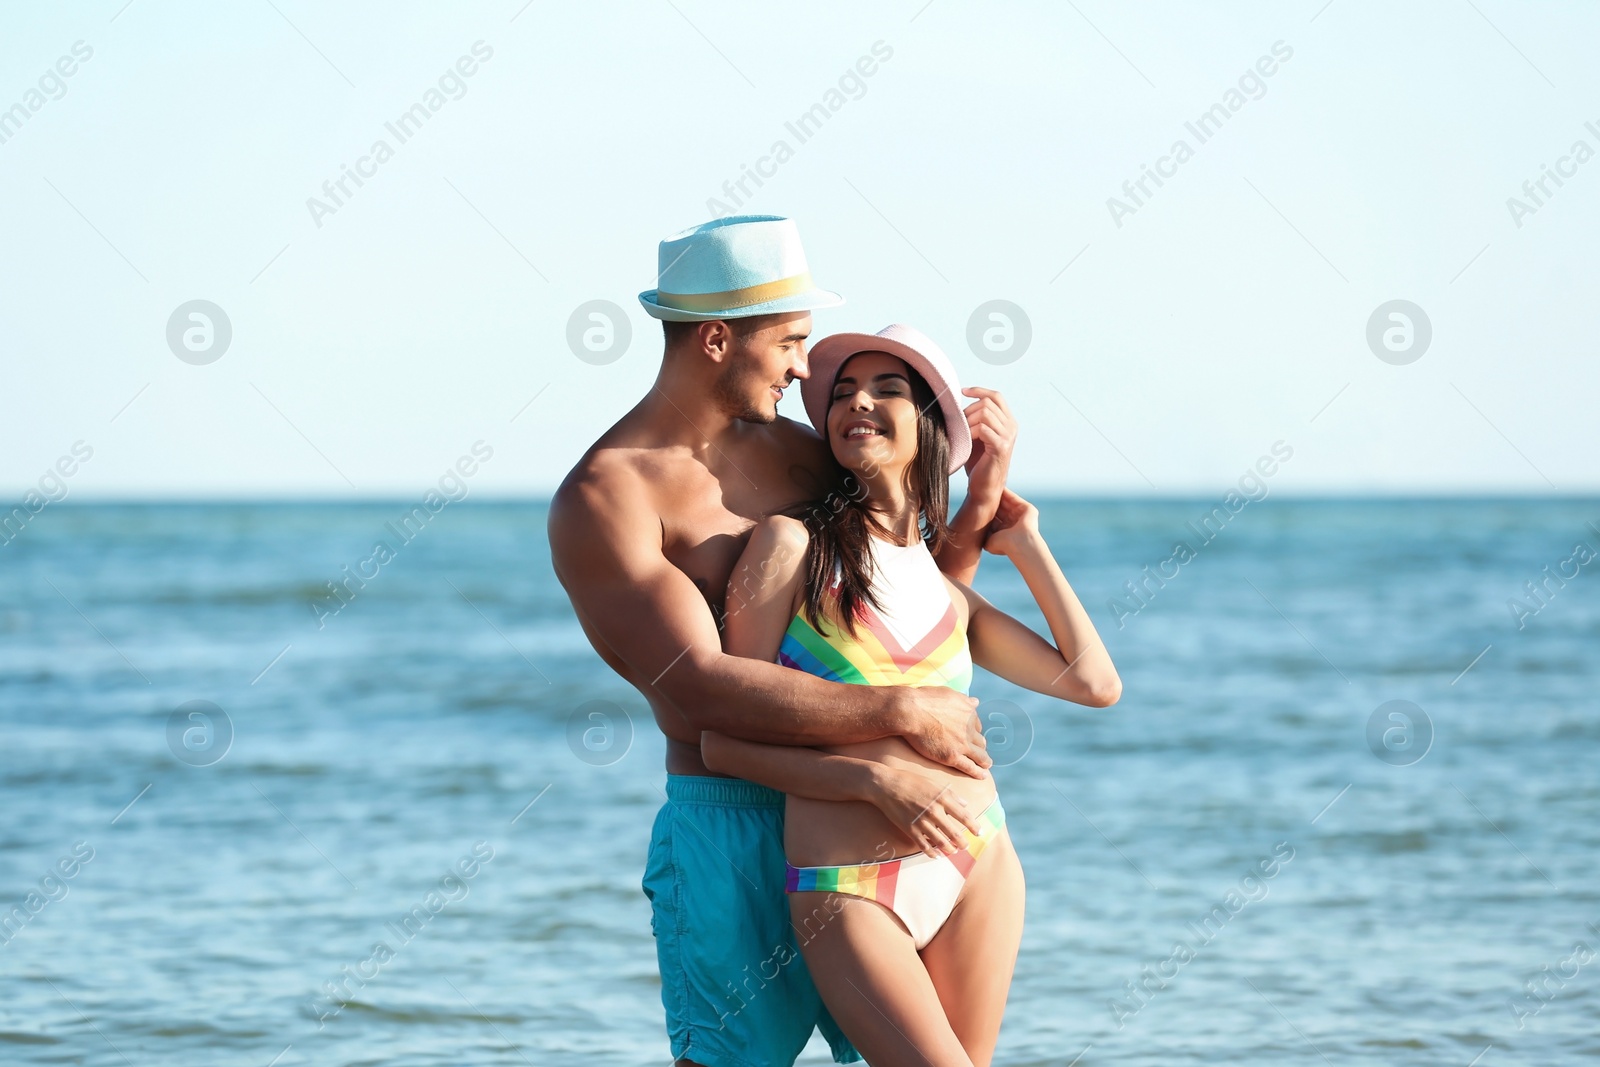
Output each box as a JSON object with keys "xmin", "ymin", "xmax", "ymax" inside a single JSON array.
[{"xmin": 655, "ymin": 273, "xmax": 814, "ymax": 313}]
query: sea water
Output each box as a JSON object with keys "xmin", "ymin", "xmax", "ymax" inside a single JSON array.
[{"xmin": 1, "ymin": 499, "xmax": 1596, "ymax": 1065}]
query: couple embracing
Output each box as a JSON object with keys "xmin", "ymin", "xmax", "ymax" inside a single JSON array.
[{"xmin": 549, "ymin": 215, "xmax": 1120, "ymax": 1067}]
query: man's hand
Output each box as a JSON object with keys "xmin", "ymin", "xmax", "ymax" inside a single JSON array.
[
  {"xmin": 934, "ymin": 387, "xmax": 1019, "ymax": 586},
  {"xmin": 960, "ymin": 386, "xmax": 1017, "ymax": 525},
  {"xmin": 897, "ymin": 686, "xmax": 990, "ymax": 779}
]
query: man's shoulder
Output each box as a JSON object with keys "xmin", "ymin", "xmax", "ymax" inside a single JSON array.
[
  {"xmin": 549, "ymin": 444, "xmax": 653, "ymax": 534},
  {"xmin": 770, "ymin": 413, "xmax": 826, "ymax": 451},
  {"xmin": 766, "ymin": 415, "xmax": 832, "ymax": 481}
]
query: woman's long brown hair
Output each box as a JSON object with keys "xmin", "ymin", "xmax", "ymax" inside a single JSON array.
[{"xmin": 782, "ymin": 364, "xmax": 953, "ymax": 638}]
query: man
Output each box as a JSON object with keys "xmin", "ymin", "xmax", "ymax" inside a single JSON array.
[{"xmin": 548, "ymin": 215, "xmax": 1017, "ymax": 1067}]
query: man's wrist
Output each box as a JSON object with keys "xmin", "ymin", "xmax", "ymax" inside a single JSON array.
[{"xmin": 882, "ymin": 686, "xmax": 917, "ymax": 740}]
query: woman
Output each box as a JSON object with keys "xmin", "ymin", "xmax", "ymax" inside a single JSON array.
[{"xmin": 702, "ymin": 324, "xmax": 1120, "ymax": 1067}]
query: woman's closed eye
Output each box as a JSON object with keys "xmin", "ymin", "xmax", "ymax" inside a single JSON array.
[{"xmin": 833, "ymin": 386, "xmax": 904, "ymax": 402}]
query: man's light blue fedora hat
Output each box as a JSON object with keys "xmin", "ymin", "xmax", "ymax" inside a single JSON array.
[{"xmin": 639, "ymin": 214, "xmax": 844, "ymax": 322}]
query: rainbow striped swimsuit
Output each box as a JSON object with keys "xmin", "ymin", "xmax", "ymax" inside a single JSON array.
[
  {"xmin": 786, "ymin": 795, "xmax": 1007, "ymax": 948},
  {"xmin": 777, "ymin": 535, "xmax": 1003, "ymax": 949},
  {"xmin": 777, "ymin": 536, "xmax": 973, "ymax": 696}
]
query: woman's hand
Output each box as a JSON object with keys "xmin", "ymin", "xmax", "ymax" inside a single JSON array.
[
  {"xmin": 961, "ymin": 386, "xmax": 1017, "ymax": 518},
  {"xmin": 982, "ymin": 487, "xmax": 1041, "ymax": 558},
  {"xmin": 867, "ymin": 768, "xmax": 984, "ymax": 857}
]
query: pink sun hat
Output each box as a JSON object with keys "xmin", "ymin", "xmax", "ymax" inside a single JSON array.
[{"xmin": 802, "ymin": 324, "xmax": 971, "ymax": 475}]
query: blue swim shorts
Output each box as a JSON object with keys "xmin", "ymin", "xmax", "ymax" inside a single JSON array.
[{"xmin": 642, "ymin": 773, "xmax": 861, "ymax": 1067}]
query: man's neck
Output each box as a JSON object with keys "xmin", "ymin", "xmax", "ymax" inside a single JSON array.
[{"xmin": 642, "ymin": 374, "xmax": 742, "ymax": 452}]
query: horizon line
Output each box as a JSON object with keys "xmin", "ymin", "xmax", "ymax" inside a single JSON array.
[{"xmin": 14, "ymin": 490, "xmax": 1600, "ymax": 506}]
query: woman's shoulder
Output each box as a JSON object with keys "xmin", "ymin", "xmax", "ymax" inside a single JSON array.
[{"xmin": 750, "ymin": 512, "xmax": 812, "ymax": 551}]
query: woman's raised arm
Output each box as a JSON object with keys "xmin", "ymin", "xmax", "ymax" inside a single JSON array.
[{"xmin": 955, "ymin": 489, "xmax": 1121, "ymax": 707}]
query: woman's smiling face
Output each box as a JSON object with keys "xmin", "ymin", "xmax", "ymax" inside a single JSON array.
[{"xmin": 826, "ymin": 351, "xmax": 921, "ymax": 478}]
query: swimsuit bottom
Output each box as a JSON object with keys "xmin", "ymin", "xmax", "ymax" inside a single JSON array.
[{"xmin": 784, "ymin": 795, "xmax": 1006, "ymax": 950}]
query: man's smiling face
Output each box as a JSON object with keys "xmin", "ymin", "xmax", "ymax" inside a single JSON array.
[{"xmin": 713, "ymin": 311, "xmax": 813, "ymax": 424}]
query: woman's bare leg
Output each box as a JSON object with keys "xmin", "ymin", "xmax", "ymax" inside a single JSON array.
[
  {"xmin": 919, "ymin": 831, "xmax": 1026, "ymax": 1067},
  {"xmin": 789, "ymin": 892, "xmax": 975, "ymax": 1067}
]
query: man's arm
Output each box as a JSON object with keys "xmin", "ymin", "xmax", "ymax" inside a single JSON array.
[
  {"xmin": 700, "ymin": 731, "xmax": 981, "ymax": 855},
  {"xmin": 547, "ymin": 463, "xmax": 989, "ymax": 776},
  {"xmin": 934, "ymin": 386, "xmax": 1017, "ymax": 584}
]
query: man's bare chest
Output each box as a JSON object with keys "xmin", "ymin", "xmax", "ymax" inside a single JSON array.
[{"xmin": 658, "ymin": 462, "xmax": 818, "ymax": 623}]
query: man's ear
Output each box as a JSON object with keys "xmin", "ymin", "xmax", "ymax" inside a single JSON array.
[{"xmin": 700, "ymin": 319, "xmax": 733, "ymax": 362}]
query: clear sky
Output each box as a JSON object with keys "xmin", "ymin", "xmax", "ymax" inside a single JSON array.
[{"xmin": 3, "ymin": 0, "xmax": 1596, "ymax": 499}]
